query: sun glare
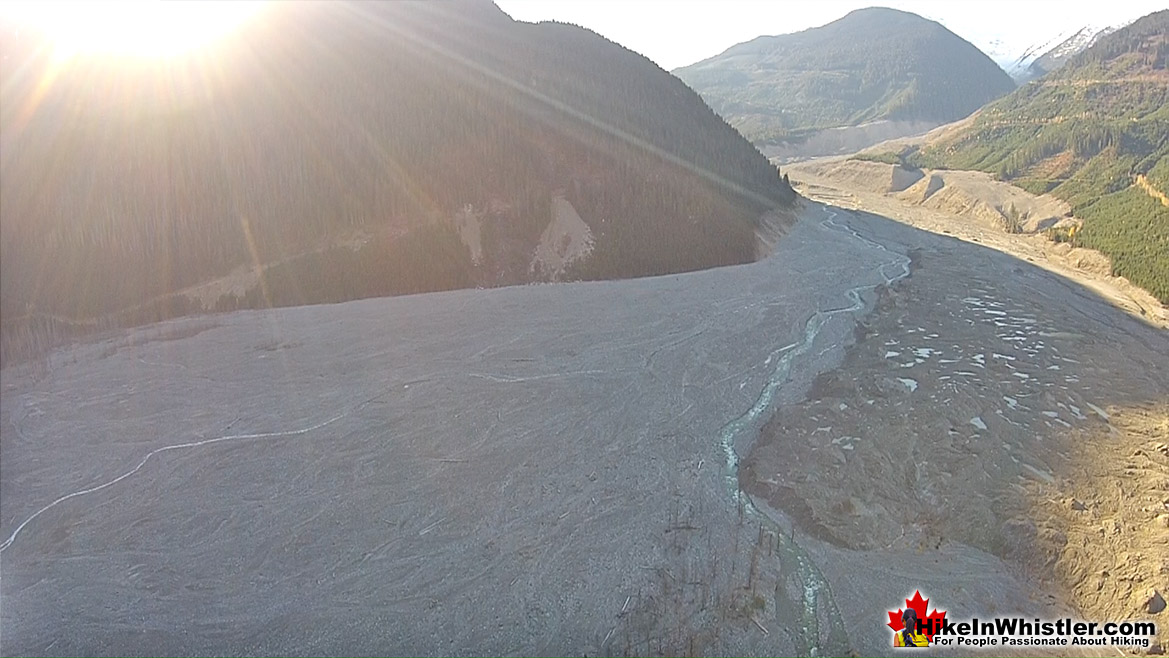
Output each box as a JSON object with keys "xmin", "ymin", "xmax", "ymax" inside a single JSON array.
[{"xmin": 4, "ymin": 1, "xmax": 267, "ymax": 58}]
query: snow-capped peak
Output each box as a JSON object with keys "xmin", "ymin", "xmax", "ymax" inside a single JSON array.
[{"xmin": 1001, "ymin": 23, "xmax": 1118, "ymax": 82}]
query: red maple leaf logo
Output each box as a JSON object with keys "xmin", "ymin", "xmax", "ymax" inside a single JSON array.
[{"xmin": 887, "ymin": 590, "xmax": 947, "ymax": 642}]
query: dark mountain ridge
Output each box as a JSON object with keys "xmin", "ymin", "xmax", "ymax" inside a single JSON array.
[{"xmin": 0, "ymin": 1, "xmax": 794, "ymax": 363}]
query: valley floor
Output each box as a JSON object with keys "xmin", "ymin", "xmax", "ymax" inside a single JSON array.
[
  {"xmin": 744, "ymin": 209, "xmax": 1169, "ymax": 655},
  {"xmin": 1, "ymin": 197, "xmax": 1165, "ymax": 656},
  {"xmin": 787, "ymin": 160, "xmax": 1168, "ymax": 327}
]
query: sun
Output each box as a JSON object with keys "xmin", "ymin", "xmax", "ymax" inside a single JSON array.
[{"xmin": 3, "ymin": 0, "xmax": 267, "ymax": 59}]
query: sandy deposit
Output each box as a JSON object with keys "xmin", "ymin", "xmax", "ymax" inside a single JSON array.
[
  {"xmin": 744, "ymin": 224, "xmax": 1169, "ymax": 654},
  {"xmin": 788, "ymin": 160, "xmax": 1167, "ymax": 327},
  {"xmin": 797, "ymin": 159, "xmax": 1072, "ymax": 233}
]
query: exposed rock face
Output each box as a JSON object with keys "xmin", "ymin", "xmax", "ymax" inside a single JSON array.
[
  {"xmin": 1148, "ymin": 590, "xmax": 1166, "ymax": 615},
  {"xmin": 530, "ymin": 196, "xmax": 594, "ymax": 280}
]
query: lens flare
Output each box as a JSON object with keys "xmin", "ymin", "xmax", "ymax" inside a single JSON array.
[{"xmin": 2, "ymin": 1, "xmax": 267, "ymax": 59}]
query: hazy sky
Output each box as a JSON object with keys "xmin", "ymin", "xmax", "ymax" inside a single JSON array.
[{"xmin": 495, "ymin": 1, "xmax": 1166, "ymax": 70}]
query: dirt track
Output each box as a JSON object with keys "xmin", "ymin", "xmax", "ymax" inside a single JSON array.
[{"xmin": 2, "ymin": 199, "xmax": 1165, "ymax": 656}]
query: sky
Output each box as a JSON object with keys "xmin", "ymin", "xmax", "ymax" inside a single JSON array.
[{"xmin": 494, "ymin": 1, "xmax": 1167, "ymax": 71}]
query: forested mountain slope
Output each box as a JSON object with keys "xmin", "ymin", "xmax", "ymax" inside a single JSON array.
[
  {"xmin": 0, "ymin": 1, "xmax": 793, "ymax": 362},
  {"xmin": 877, "ymin": 10, "xmax": 1169, "ymax": 303},
  {"xmin": 674, "ymin": 7, "xmax": 1015, "ymax": 147}
]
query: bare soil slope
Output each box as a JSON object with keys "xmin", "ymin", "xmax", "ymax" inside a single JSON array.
[
  {"xmin": 797, "ymin": 159, "xmax": 1072, "ymax": 231},
  {"xmin": 789, "ymin": 160, "xmax": 1167, "ymax": 326}
]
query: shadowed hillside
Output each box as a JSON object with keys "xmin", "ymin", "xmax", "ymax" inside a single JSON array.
[{"xmin": 0, "ymin": 1, "xmax": 794, "ymax": 364}]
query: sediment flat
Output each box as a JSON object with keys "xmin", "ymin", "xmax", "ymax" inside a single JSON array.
[{"xmin": 5, "ymin": 201, "xmax": 1148, "ymax": 656}]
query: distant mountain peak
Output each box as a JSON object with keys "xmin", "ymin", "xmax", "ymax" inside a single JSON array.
[
  {"xmin": 838, "ymin": 6, "xmax": 932, "ymax": 21},
  {"xmin": 675, "ymin": 7, "xmax": 1014, "ymax": 148},
  {"xmin": 1007, "ymin": 24, "xmax": 1117, "ymax": 82}
]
